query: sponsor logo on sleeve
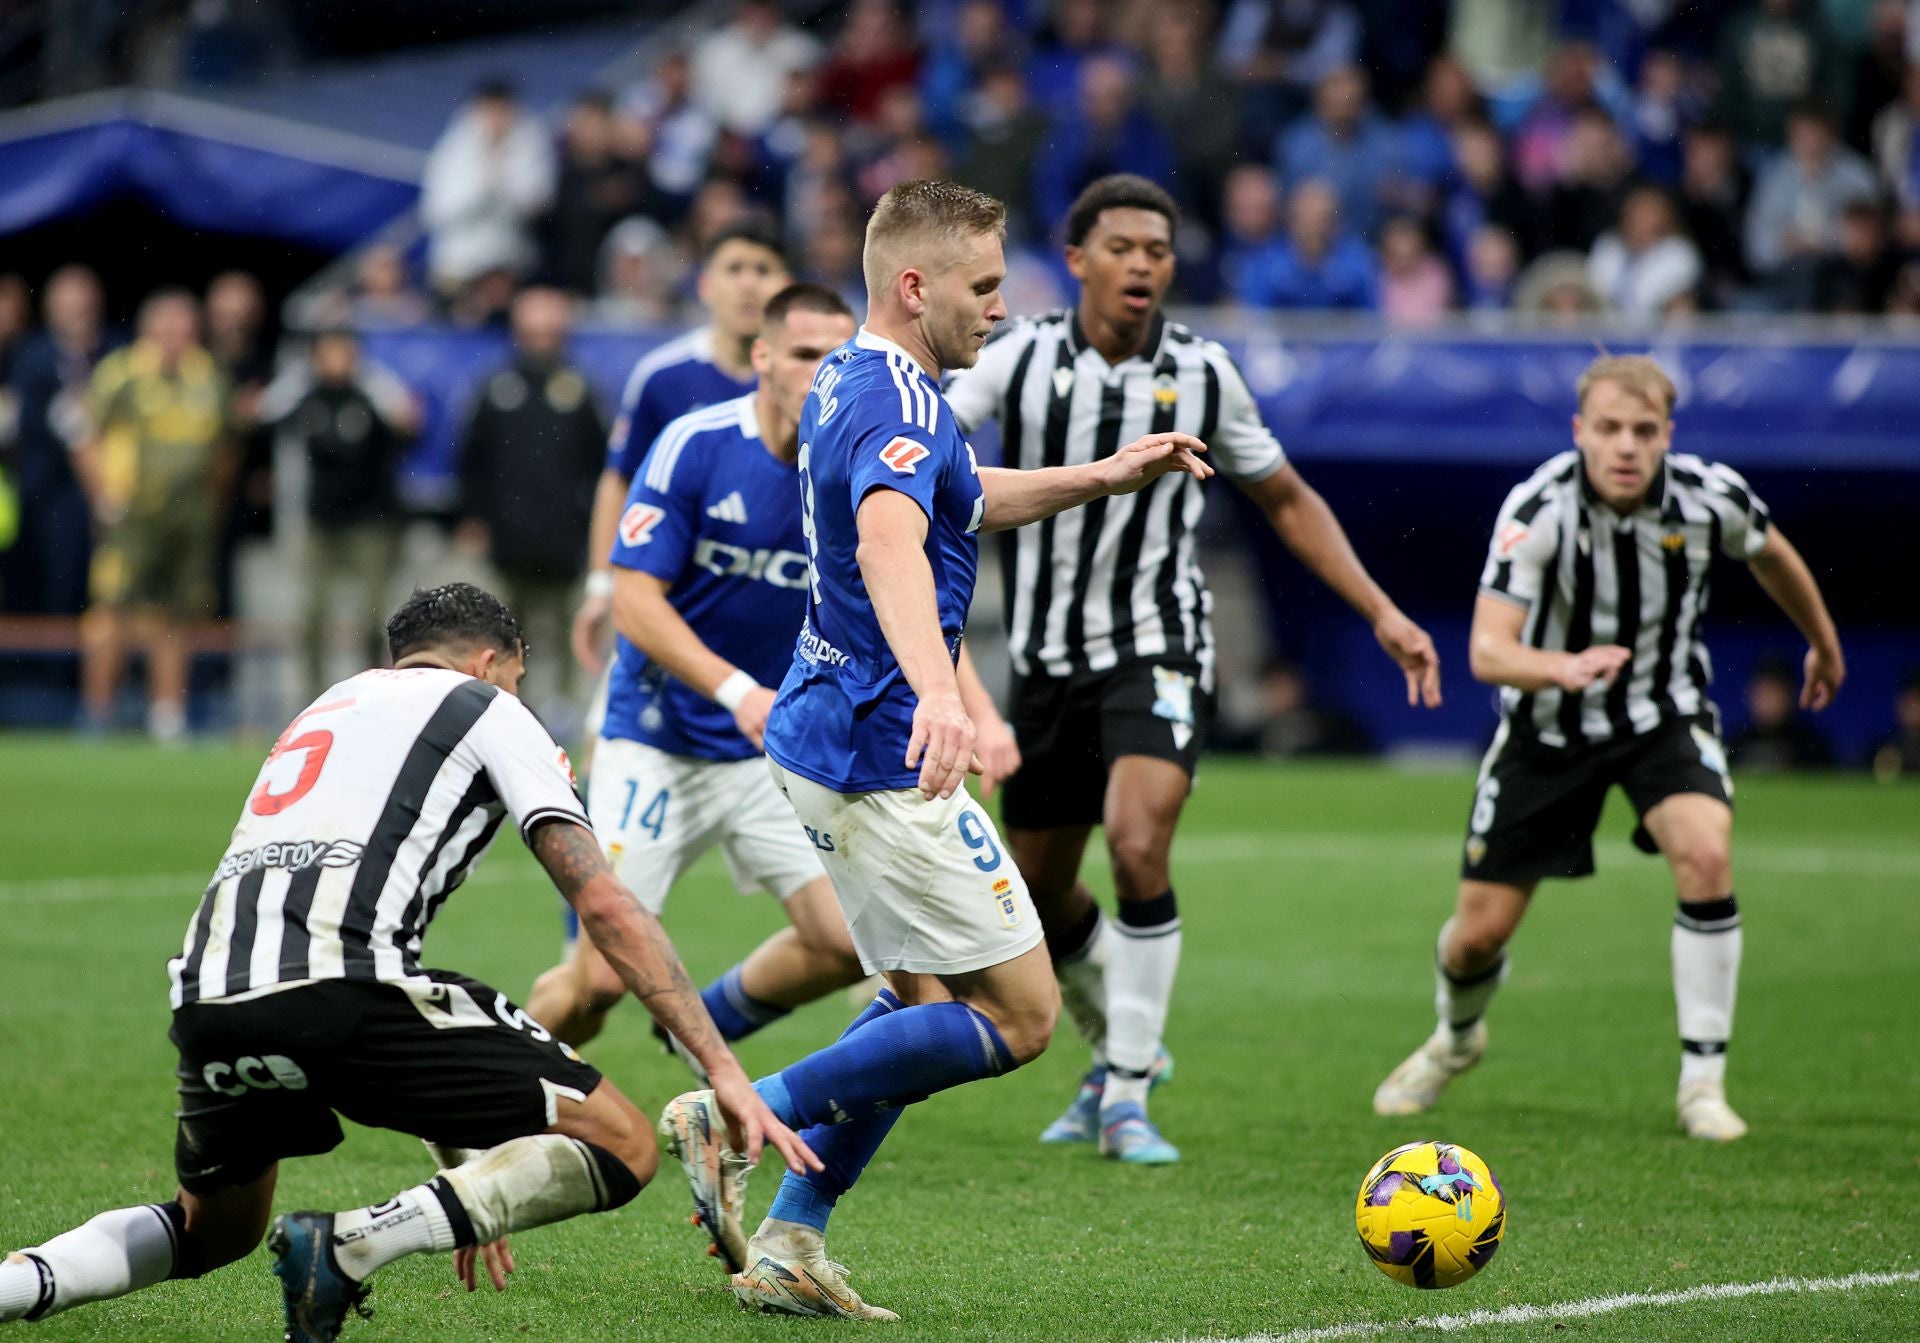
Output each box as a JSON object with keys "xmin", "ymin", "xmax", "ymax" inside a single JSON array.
[
  {"xmin": 1495, "ymin": 523, "xmax": 1530, "ymax": 557},
  {"xmin": 619, "ymin": 502, "xmax": 665, "ymax": 546},
  {"xmin": 879, "ymin": 436, "xmax": 931, "ymax": 474}
]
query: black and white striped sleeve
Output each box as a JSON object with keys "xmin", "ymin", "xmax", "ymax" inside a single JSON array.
[
  {"xmin": 1479, "ymin": 478, "xmax": 1562, "ymax": 608},
  {"xmin": 469, "ymin": 693, "xmax": 593, "ymax": 842},
  {"xmin": 943, "ymin": 320, "xmax": 1031, "ymax": 435},
  {"xmin": 1200, "ymin": 343, "xmax": 1285, "ymax": 481},
  {"xmin": 1702, "ymin": 461, "xmax": 1771, "ymax": 559}
]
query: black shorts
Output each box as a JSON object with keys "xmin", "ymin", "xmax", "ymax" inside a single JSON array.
[
  {"xmin": 169, "ymin": 971, "xmax": 602, "ymax": 1197},
  {"xmin": 1461, "ymin": 713, "xmax": 1733, "ymax": 887},
  {"xmin": 999, "ymin": 656, "xmax": 1214, "ymax": 831}
]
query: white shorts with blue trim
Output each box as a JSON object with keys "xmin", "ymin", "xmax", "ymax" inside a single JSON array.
[
  {"xmin": 584, "ymin": 738, "xmax": 826, "ymax": 920},
  {"xmin": 765, "ymin": 760, "xmax": 1044, "ymax": 976}
]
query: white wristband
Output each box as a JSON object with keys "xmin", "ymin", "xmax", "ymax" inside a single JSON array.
[
  {"xmin": 584, "ymin": 570, "xmax": 615, "ymax": 599},
  {"xmin": 713, "ymin": 669, "xmax": 759, "ymax": 712}
]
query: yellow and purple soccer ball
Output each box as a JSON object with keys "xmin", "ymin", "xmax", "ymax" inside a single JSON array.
[{"xmin": 1355, "ymin": 1140, "xmax": 1506, "ymax": 1289}]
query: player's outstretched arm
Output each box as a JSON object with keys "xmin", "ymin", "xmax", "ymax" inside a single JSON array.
[
  {"xmin": 1469, "ymin": 593, "xmax": 1631, "ymax": 693},
  {"xmin": 613, "ymin": 569, "xmax": 775, "ymax": 747},
  {"xmin": 530, "ymin": 819, "xmax": 822, "ymax": 1176},
  {"xmin": 857, "ymin": 489, "xmax": 977, "ymax": 800},
  {"xmin": 976, "ymin": 431, "xmax": 1212, "ymax": 531},
  {"xmin": 1746, "ymin": 527, "xmax": 1845, "ymax": 709},
  {"xmin": 1240, "ymin": 463, "xmax": 1442, "ymax": 707}
]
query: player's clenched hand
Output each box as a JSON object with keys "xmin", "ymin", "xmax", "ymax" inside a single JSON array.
[
  {"xmin": 1375, "ymin": 610, "xmax": 1443, "ymax": 708},
  {"xmin": 570, "ymin": 592, "xmax": 613, "ymax": 677},
  {"xmin": 1097, "ymin": 432, "xmax": 1212, "ymax": 496},
  {"xmin": 1801, "ymin": 643, "xmax": 1844, "ymax": 711},
  {"xmin": 973, "ymin": 714, "xmax": 1021, "ymax": 799},
  {"xmin": 1555, "ymin": 645, "xmax": 1633, "ymax": 692},
  {"xmin": 906, "ymin": 689, "xmax": 975, "ymax": 800},
  {"xmin": 710, "ymin": 1067, "xmax": 823, "ymax": 1176},
  {"xmin": 733, "ymin": 686, "xmax": 777, "ymax": 751},
  {"xmin": 453, "ymin": 1237, "xmax": 514, "ymax": 1292}
]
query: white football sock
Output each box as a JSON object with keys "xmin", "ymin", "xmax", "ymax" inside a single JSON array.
[
  {"xmin": 329, "ymin": 1189, "xmax": 457, "ymax": 1282},
  {"xmin": 1105, "ymin": 894, "xmax": 1180, "ymax": 1083},
  {"xmin": 1055, "ymin": 909, "xmax": 1113, "ymax": 1067},
  {"xmin": 0, "ymin": 1204, "xmax": 178, "ymax": 1321},
  {"xmin": 1434, "ymin": 917, "xmax": 1507, "ymax": 1048},
  {"xmin": 437, "ymin": 1134, "xmax": 614, "ymax": 1245},
  {"xmin": 1674, "ymin": 897, "xmax": 1742, "ymax": 1089}
]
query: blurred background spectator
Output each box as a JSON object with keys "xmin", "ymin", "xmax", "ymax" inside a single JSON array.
[
  {"xmin": 454, "ymin": 287, "xmax": 604, "ymax": 725},
  {"xmin": 1, "ymin": 267, "xmax": 114, "ymax": 616},
  {"xmin": 76, "ymin": 289, "xmax": 230, "ymax": 741},
  {"xmin": 690, "ymin": 0, "xmax": 821, "ymax": 137},
  {"xmin": 1729, "ymin": 653, "xmax": 1838, "ymax": 772},
  {"xmin": 1868, "ymin": 670, "xmax": 1920, "ymax": 781},
  {"xmin": 1587, "ymin": 184, "xmax": 1703, "ymax": 320},
  {"xmin": 421, "ymin": 78, "xmax": 557, "ymax": 323},
  {"xmin": 257, "ymin": 329, "xmax": 416, "ymax": 698},
  {"xmin": 1237, "ymin": 178, "xmax": 1379, "ymax": 308}
]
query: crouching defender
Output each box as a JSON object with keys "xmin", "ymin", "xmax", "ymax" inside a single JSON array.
[{"xmin": 0, "ymin": 583, "xmax": 815, "ymax": 1340}]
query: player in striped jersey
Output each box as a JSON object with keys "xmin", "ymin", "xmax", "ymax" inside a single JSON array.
[
  {"xmin": 570, "ymin": 222, "xmax": 790, "ymax": 678},
  {"xmin": 0, "ymin": 584, "xmax": 817, "ymax": 1340},
  {"xmin": 944, "ymin": 175, "xmax": 1442, "ymax": 1163},
  {"xmin": 1372, "ymin": 356, "xmax": 1845, "ymax": 1141}
]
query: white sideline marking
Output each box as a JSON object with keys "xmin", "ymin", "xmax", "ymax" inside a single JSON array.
[
  {"xmin": 1152, "ymin": 1269, "xmax": 1920, "ymax": 1343},
  {"xmin": 3, "ymin": 830, "xmax": 1918, "ymax": 904}
]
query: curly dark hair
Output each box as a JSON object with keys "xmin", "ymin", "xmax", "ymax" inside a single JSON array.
[
  {"xmin": 385, "ymin": 582, "xmax": 524, "ymax": 664},
  {"xmin": 1064, "ymin": 174, "xmax": 1180, "ymax": 248}
]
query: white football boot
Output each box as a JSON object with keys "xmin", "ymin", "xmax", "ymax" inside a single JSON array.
[
  {"xmin": 658, "ymin": 1090, "xmax": 754, "ymax": 1272},
  {"xmin": 1372, "ymin": 1021, "xmax": 1487, "ymax": 1116},
  {"xmin": 1677, "ymin": 1080, "xmax": 1748, "ymax": 1141},
  {"xmin": 731, "ymin": 1220, "xmax": 899, "ymax": 1321}
]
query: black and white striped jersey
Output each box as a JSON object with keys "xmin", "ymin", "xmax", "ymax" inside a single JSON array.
[
  {"xmin": 1480, "ymin": 450, "xmax": 1772, "ymax": 748},
  {"xmin": 169, "ymin": 668, "xmax": 590, "ymax": 1008},
  {"xmin": 945, "ymin": 311, "xmax": 1285, "ymax": 689}
]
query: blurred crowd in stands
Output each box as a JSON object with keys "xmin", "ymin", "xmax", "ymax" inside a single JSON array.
[{"xmin": 283, "ymin": 0, "xmax": 1920, "ymax": 328}]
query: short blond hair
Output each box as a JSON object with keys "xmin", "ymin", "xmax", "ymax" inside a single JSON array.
[
  {"xmin": 863, "ymin": 179, "xmax": 1007, "ymax": 300},
  {"xmin": 1576, "ymin": 354, "xmax": 1676, "ymax": 418}
]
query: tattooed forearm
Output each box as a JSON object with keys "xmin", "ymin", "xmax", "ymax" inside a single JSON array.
[
  {"xmin": 538, "ymin": 821, "xmax": 732, "ymax": 1071},
  {"xmin": 530, "ymin": 819, "xmax": 610, "ymax": 898}
]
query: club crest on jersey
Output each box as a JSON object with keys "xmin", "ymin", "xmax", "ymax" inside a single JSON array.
[
  {"xmin": 1051, "ymin": 366, "xmax": 1075, "ymax": 400},
  {"xmin": 619, "ymin": 502, "xmax": 665, "ymax": 546},
  {"xmin": 1152, "ymin": 372, "xmax": 1180, "ymax": 407},
  {"xmin": 879, "ymin": 436, "xmax": 930, "ymax": 474},
  {"xmin": 1662, "ymin": 531, "xmax": 1688, "ymax": 550}
]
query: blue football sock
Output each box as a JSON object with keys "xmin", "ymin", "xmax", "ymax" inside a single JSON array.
[
  {"xmin": 701, "ymin": 964, "xmax": 791, "ymax": 1042},
  {"xmin": 770, "ymin": 1001, "xmax": 1014, "ymax": 1130},
  {"xmin": 755, "ymin": 989, "xmax": 904, "ymax": 1129},
  {"xmin": 764, "ymin": 989, "xmax": 911, "ymax": 1232}
]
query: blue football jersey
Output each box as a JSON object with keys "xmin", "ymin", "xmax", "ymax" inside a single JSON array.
[
  {"xmin": 602, "ymin": 394, "xmax": 812, "ymax": 761},
  {"xmin": 763, "ymin": 329, "xmax": 987, "ymax": 793},
  {"xmin": 606, "ymin": 326, "xmax": 755, "ymax": 481}
]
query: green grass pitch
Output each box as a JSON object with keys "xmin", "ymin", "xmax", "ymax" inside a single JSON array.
[{"xmin": 1, "ymin": 737, "xmax": 1915, "ymax": 1341}]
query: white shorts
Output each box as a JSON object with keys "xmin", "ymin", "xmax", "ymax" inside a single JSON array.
[
  {"xmin": 588, "ymin": 738, "xmax": 826, "ymax": 916},
  {"xmin": 767, "ymin": 760, "xmax": 1044, "ymax": 976}
]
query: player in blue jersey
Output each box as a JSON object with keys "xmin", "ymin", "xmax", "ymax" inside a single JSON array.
[
  {"xmin": 526, "ymin": 284, "xmax": 864, "ymax": 1050},
  {"xmin": 656, "ymin": 180, "xmax": 1212, "ymax": 1320},
  {"xmin": 570, "ymin": 222, "xmax": 790, "ymax": 679}
]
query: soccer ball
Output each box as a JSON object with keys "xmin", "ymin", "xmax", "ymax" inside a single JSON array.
[{"xmin": 1354, "ymin": 1140, "xmax": 1505, "ymax": 1289}]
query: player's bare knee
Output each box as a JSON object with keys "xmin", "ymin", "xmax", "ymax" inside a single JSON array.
[
  {"xmin": 994, "ymin": 995, "xmax": 1058, "ymax": 1067},
  {"xmin": 1105, "ymin": 831, "xmax": 1172, "ymax": 900},
  {"xmin": 1668, "ymin": 839, "xmax": 1731, "ymax": 898}
]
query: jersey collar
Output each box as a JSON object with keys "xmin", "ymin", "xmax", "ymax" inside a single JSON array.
[
  {"xmin": 732, "ymin": 391, "xmax": 761, "ymax": 439},
  {"xmin": 855, "ymin": 326, "xmax": 930, "ymax": 383},
  {"xmin": 1067, "ymin": 308, "xmax": 1169, "ymax": 369}
]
